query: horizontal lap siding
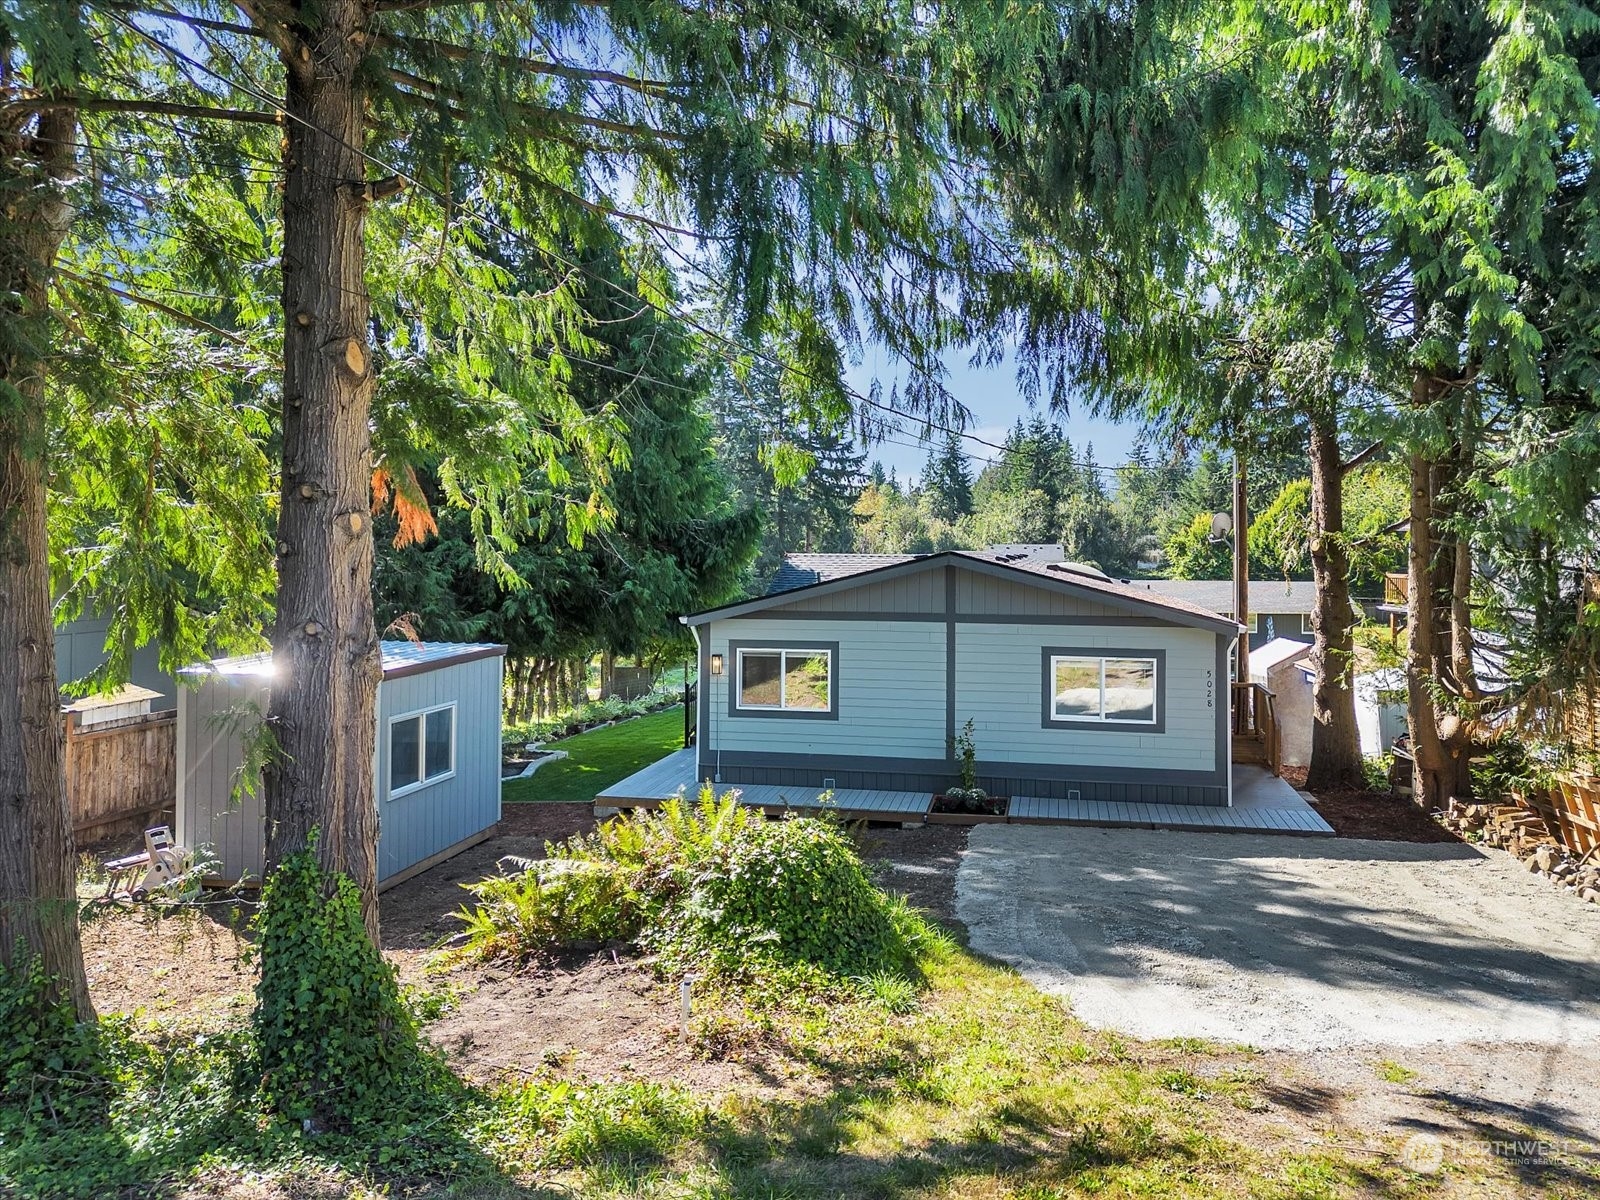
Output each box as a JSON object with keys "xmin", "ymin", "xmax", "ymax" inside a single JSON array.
[
  {"xmin": 376, "ymin": 656, "xmax": 503, "ymax": 881},
  {"xmin": 706, "ymin": 617, "xmax": 945, "ymax": 758},
  {"xmin": 955, "ymin": 623, "xmax": 1216, "ymax": 773}
]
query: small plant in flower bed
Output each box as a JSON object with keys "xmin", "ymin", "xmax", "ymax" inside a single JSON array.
[{"xmin": 456, "ymin": 786, "xmax": 941, "ymax": 990}]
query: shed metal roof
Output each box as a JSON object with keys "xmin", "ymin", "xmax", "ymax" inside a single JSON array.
[
  {"xmin": 691, "ymin": 551, "xmax": 1241, "ymax": 634},
  {"xmin": 182, "ymin": 641, "xmax": 506, "ymax": 680}
]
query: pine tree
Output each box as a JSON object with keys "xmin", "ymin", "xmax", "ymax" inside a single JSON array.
[{"xmin": 922, "ymin": 434, "xmax": 974, "ymax": 524}]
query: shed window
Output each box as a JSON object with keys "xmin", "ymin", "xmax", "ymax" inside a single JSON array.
[
  {"xmin": 1049, "ymin": 656, "xmax": 1157, "ymax": 725},
  {"xmin": 737, "ymin": 648, "xmax": 831, "ymax": 712},
  {"xmin": 389, "ymin": 703, "xmax": 455, "ymax": 797}
]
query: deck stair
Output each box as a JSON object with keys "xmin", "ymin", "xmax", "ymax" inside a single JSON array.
[{"xmin": 1231, "ymin": 682, "xmax": 1281, "ymax": 776}]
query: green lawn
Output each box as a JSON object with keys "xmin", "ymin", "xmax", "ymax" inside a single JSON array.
[{"xmin": 502, "ymin": 706, "xmax": 686, "ymax": 803}]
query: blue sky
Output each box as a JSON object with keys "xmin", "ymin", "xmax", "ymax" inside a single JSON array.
[{"xmin": 844, "ymin": 348, "xmax": 1143, "ymax": 483}]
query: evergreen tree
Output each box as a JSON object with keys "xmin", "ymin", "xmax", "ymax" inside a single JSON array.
[{"xmin": 922, "ymin": 434, "xmax": 974, "ymax": 524}]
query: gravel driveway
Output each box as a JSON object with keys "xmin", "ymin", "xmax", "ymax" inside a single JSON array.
[{"xmin": 957, "ymin": 826, "xmax": 1600, "ymax": 1052}]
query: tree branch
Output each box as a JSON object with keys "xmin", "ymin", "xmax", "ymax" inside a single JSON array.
[
  {"xmin": 56, "ymin": 267, "xmax": 252, "ymax": 346},
  {"xmin": 6, "ymin": 95, "xmax": 280, "ymax": 125},
  {"xmin": 375, "ymin": 32, "xmax": 684, "ymax": 100},
  {"xmin": 1340, "ymin": 441, "xmax": 1385, "ymax": 476}
]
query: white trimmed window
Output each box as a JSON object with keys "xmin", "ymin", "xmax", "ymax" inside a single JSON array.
[
  {"xmin": 1301, "ymin": 613, "xmax": 1315, "ymax": 634},
  {"xmin": 736, "ymin": 648, "xmax": 832, "ymax": 712},
  {"xmin": 388, "ymin": 703, "xmax": 455, "ymax": 798},
  {"xmin": 1049, "ymin": 655, "xmax": 1158, "ymax": 724}
]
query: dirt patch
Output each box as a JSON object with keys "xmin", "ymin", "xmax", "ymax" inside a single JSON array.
[
  {"xmin": 379, "ymin": 802, "xmax": 595, "ymax": 951},
  {"xmin": 1309, "ymin": 788, "xmax": 1463, "ymax": 842},
  {"xmin": 857, "ymin": 822, "xmax": 969, "ymax": 936},
  {"xmin": 415, "ymin": 954, "xmax": 797, "ymax": 1099},
  {"xmin": 82, "ymin": 905, "xmax": 255, "ymax": 1024}
]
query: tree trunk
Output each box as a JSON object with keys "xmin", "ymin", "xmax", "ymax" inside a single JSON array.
[
  {"xmin": 1405, "ymin": 384, "xmax": 1475, "ymax": 809},
  {"xmin": 262, "ymin": 1, "xmax": 384, "ymax": 941},
  {"xmin": 0, "ymin": 100, "xmax": 93, "ymax": 1019},
  {"xmin": 1305, "ymin": 419, "xmax": 1364, "ymax": 790}
]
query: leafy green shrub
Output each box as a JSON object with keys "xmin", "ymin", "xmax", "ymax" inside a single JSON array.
[
  {"xmin": 662, "ymin": 816, "xmax": 914, "ymax": 979},
  {"xmin": 459, "ymin": 787, "xmax": 936, "ymax": 988},
  {"xmin": 456, "ymin": 858, "xmax": 640, "ymax": 961},
  {"xmin": 252, "ymin": 850, "xmax": 424, "ymax": 1126}
]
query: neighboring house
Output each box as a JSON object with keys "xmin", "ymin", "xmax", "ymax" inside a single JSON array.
[
  {"xmin": 55, "ymin": 610, "xmax": 178, "ymax": 711},
  {"xmin": 685, "ymin": 550, "xmax": 1243, "ymax": 807},
  {"xmin": 1249, "ymin": 638, "xmax": 1315, "ymax": 768},
  {"xmin": 1132, "ymin": 579, "xmax": 1317, "ymax": 650},
  {"xmin": 1355, "ymin": 669, "xmax": 1409, "ymax": 757},
  {"xmin": 177, "ymin": 641, "xmax": 505, "ymax": 887}
]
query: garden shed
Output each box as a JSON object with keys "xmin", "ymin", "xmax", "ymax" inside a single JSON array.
[{"xmin": 176, "ymin": 641, "xmax": 505, "ymax": 888}]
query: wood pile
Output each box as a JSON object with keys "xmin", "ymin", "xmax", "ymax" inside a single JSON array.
[{"xmin": 1441, "ymin": 797, "xmax": 1600, "ymax": 904}]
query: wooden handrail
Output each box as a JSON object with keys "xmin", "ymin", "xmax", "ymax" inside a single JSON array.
[{"xmin": 1231, "ymin": 681, "xmax": 1281, "ymax": 776}]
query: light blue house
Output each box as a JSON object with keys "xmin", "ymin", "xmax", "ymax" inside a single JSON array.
[
  {"xmin": 176, "ymin": 641, "xmax": 505, "ymax": 887},
  {"xmin": 682, "ymin": 551, "xmax": 1242, "ymax": 807}
]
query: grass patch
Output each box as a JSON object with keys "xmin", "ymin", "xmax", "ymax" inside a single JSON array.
[
  {"xmin": 503, "ymin": 707, "xmax": 686, "ymax": 803},
  {"xmin": 1374, "ymin": 1058, "xmax": 1419, "ymax": 1085}
]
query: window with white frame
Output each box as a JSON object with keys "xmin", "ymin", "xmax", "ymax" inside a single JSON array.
[
  {"xmin": 1300, "ymin": 613, "xmax": 1315, "ymax": 634},
  {"xmin": 1048, "ymin": 655, "xmax": 1158, "ymax": 724},
  {"xmin": 736, "ymin": 647, "xmax": 832, "ymax": 712},
  {"xmin": 388, "ymin": 703, "xmax": 455, "ymax": 797}
]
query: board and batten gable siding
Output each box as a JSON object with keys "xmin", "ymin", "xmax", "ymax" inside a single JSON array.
[
  {"xmin": 953, "ymin": 568, "xmax": 1127, "ymax": 620},
  {"xmin": 374, "ymin": 654, "xmax": 503, "ymax": 882},
  {"xmin": 701, "ymin": 616, "xmax": 946, "ymax": 762},
  {"xmin": 176, "ymin": 672, "xmax": 271, "ymax": 884},
  {"xmin": 774, "ymin": 568, "xmax": 945, "ymax": 615},
  {"xmin": 955, "ymin": 623, "xmax": 1217, "ymax": 773}
]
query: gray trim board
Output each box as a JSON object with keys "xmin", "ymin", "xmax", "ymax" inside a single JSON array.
[
  {"xmin": 1215, "ymin": 633, "xmax": 1231, "ymax": 805},
  {"xmin": 1040, "ymin": 646, "xmax": 1167, "ymax": 733},
  {"xmin": 715, "ymin": 609, "xmax": 1167, "ymax": 626},
  {"xmin": 944, "ymin": 567, "xmax": 956, "ymax": 758},
  {"xmin": 683, "ymin": 551, "xmax": 1240, "ymax": 635},
  {"xmin": 382, "ymin": 643, "xmax": 506, "ymax": 680},
  {"xmin": 725, "ymin": 639, "xmax": 840, "ymax": 721},
  {"xmin": 708, "ymin": 748, "xmax": 1227, "ymax": 789},
  {"xmin": 697, "ymin": 629, "xmax": 710, "ymax": 750}
]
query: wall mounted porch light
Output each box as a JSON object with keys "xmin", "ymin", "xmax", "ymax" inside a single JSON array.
[{"xmin": 710, "ymin": 653, "xmax": 725, "ymax": 676}]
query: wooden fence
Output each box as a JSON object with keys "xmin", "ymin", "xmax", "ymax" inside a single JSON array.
[
  {"xmin": 1521, "ymin": 775, "xmax": 1600, "ymax": 858},
  {"xmin": 64, "ymin": 709, "xmax": 177, "ymax": 841}
]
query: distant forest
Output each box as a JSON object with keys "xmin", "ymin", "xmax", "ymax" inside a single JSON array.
[{"xmin": 709, "ymin": 406, "xmax": 1409, "ymax": 592}]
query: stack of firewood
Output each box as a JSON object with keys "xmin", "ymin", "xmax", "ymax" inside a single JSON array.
[{"xmin": 1441, "ymin": 798, "xmax": 1600, "ymax": 904}]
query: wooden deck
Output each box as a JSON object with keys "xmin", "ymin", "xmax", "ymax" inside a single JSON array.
[
  {"xmin": 593, "ymin": 749, "xmax": 930, "ymax": 819},
  {"xmin": 594, "ymin": 752, "xmax": 1335, "ymax": 835},
  {"xmin": 1007, "ymin": 793, "xmax": 1333, "ymax": 835}
]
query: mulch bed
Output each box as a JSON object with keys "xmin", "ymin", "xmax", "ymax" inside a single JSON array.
[{"xmin": 1280, "ymin": 766, "xmax": 1464, "ymax": 843}]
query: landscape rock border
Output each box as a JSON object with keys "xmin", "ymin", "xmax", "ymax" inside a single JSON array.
[{"xmin": 1439, "ymin": 797, "xmax": 1600, "ymax": 903}]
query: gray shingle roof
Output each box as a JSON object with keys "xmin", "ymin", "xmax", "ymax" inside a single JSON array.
[
  {"xmin": 1131, "ymin": 579, "xmax": 1317, "ymax": 616},
  {"xmin": 743, "ymin": 551, "xmax": 1239, "ymax": 631},
  {"xmin": 766, "ymin": 553, "xmax": 924, "ymax": 594}
]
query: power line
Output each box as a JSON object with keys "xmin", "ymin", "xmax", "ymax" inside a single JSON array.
[{"xmin": 114, "ymin": 13, "xmax": 1171, "ymax": 479}]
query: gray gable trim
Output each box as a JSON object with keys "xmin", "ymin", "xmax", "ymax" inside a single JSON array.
[{"xmin": 684, "ymin": 552, "xmax": 1240, "ymax": 635}]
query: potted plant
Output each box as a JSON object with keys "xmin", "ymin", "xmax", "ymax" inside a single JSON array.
[{"xmin": 930, "ymin": 720, "xmax": 1009, "ymax": 822}]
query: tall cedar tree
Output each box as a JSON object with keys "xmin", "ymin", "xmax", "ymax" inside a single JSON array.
[
  {"xmin": 47, "ymin": 0, "xmax": 1055, "ymax": 949},
  {"xmin": 0, "ymin": 5, "xmax": 96, "ymax": 1020}
]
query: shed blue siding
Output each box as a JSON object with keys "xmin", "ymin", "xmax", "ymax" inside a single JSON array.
[{"xmin": 375, "ymin": 655, "xmax": 503, "ymax": 881}]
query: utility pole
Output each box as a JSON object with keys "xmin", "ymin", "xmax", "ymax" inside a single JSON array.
[{"xmin": 1234, "ymin": 452, "xmax": 1250, "ymax": 683}]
